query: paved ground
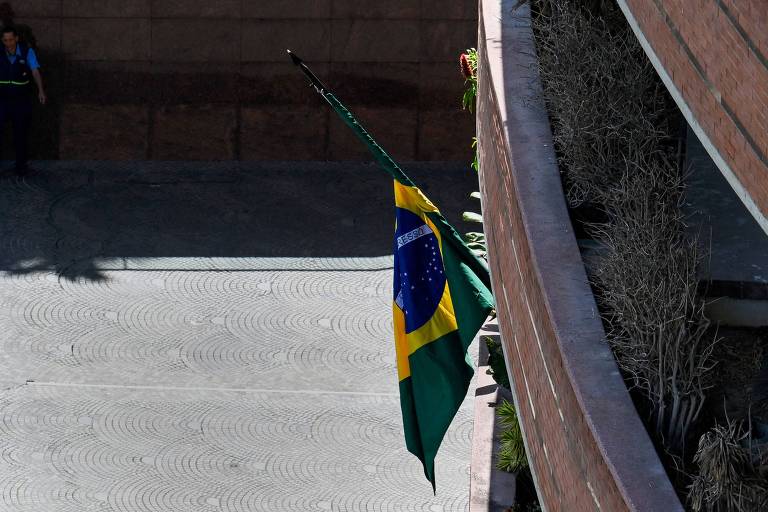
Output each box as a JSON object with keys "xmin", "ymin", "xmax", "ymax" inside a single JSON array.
[{"xmin": 0, "ymin": 161, "xmax": 481, "ymax": 511}]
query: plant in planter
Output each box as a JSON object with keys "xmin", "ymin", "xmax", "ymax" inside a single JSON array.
[
  {"xmin": 460, "ymin": 49, "xmax": 478, "ymax": 113},
  {"xmin": 687, "ymin": 419, "xmax": 768, "ymax": 511},
  {"xmin": 484, "ymin": 335, "xmax": 510, "ymax": 390},
  {"xmin": 462, "ymin": 44, "xmax": 534, "ymax": 509},
  {"xmin": 497, "ymin": 400, "xmax": 541, "ymax": 511},
  {"xmin": 497, "ymin": 400, "xmax": 528, "ymax": 473},
  {"xmin": 458, "ymin": 49, "xmax": 487, "ymax": 260}
]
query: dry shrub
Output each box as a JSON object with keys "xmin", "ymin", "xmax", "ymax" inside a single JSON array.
[
  {"xmin": 688, "ymin": 419, "xmax": 768, "ymax": 511},
  {"xmin": 592, "ymin": 153, "xmax": 718, "ymax": 454},
  {"xmin": 534, "ymin": 0, "xmax": 718, "ymax": 456},
  {"xmin": 534, "ymin": 2, "xmax": 673, "ymax": 207}
]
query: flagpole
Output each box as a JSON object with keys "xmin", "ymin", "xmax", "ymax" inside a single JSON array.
[
  {"xmin": 286, "ymin": 49, "xmax": 329, "ymax": 95},
  {"xmin": 287, "ymin": 50, "xmax": 492, "ymax": 288},
  {"xmin": 287, "ymin": 50, "xmax": 416, "ymax": 187}
]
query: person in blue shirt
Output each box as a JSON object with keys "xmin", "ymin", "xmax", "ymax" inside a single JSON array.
[{"xmin": 0, "ymin": 25, "xmax": 46, "ymax": 175}]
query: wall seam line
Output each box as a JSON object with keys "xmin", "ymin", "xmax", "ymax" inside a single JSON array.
[{"xmin": 615, "ymin": 0, "xmax": 768, "ymax": 234}]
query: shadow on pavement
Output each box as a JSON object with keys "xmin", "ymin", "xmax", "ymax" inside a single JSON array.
[{"xmin": 0, "ymin": 161, "xmax": 481, "ymax": 281}]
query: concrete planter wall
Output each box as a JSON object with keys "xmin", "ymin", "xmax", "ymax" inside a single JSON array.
[{"xmin": 475, "ymin": 1, "xmax": 683, "ymax": 510}]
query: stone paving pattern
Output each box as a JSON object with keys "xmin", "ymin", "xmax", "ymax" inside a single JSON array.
[{"xmin": 0, "ymin": 162, "xmax": 480, "ymax": 511}]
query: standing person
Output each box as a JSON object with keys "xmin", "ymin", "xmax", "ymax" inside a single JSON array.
[{"xmin": 0, "ymin": 25, "xmax": 45, "ymax": 175}]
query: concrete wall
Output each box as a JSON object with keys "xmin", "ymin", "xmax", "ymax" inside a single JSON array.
[
  {"xmin": 9, "ymin": 0, "xmax": 477, "ymax": 161},
  {"xmin": 477, "ymin": 1, "xmax": 682, "ymax": 510},
  {"xmin": 617, "ymin": 0, "xmax": 768, "ymax": 233}
]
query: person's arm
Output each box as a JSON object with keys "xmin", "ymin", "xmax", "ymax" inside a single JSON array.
[
  {"xmin": 26, "ymin": 48, "xmax": 46, "ymax": 105},
  {"xmin": 31, "ymin": 68, "xmax": 46, "ymax": 105}
]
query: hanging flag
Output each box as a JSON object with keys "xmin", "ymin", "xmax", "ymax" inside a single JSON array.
[{"xmin": 288, "ymin": 50, "xmax": 495, "ymax": 490}]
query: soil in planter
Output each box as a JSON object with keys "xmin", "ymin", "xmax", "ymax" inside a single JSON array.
[{"xmin": 705, "ymin": 327, "xmax": 768, "ymax": 424}]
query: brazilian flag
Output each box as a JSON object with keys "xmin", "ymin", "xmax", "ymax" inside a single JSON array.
[
  {"xmin": 392, "ymin": 180, "xmax": 495, "ymax": 490},
  {"xmin": 289, "ymin": 51, "xmax": 495, "ymax": 489}
]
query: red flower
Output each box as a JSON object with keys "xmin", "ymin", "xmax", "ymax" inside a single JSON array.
[{"xmin": 459, "ymin": 53, "xmax": 474, "ymax": 79}]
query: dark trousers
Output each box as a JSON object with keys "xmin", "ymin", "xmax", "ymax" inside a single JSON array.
[{"xmin": 0, "ymin": 97, "xmax": 32, "ymax": 169}]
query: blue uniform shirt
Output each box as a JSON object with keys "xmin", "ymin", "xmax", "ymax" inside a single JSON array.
[{"xmin": 6, "ymin": 46, "xmax": 39, "ymax": 69}]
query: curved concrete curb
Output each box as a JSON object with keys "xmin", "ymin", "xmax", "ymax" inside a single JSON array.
[
  {"xmin": 469, "ymin": 319, "xmax": 517, "ymax": 512},
  {"xmin": 476, "ymin": 1, "xmax": 683, "ymax": 511}
]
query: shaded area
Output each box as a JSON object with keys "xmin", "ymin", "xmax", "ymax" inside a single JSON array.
[
  {"xmin": 0, "ymin": 3, "xmax": 63, "ymax": 159},
  {"xmin": 684, "ymin": 126, "xmax": 768, "ymax": 294},
  {"xmin": 0, "ymin": 1, "xmax": 479, "ymax": 161},
  {"xmin": 0, "ymin": 161, "xmax": 479, "ymax": 281},
  {"xmin": 684, "ymin": 125, "xmax": 768, "ymax": 330}
]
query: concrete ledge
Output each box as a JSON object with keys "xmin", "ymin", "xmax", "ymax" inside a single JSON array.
[
  {"xmin": 476, "ymin": 2, "xmax": 682, "ymax": 510},
  {"xmin": 469, "ymin": 320, "xmax": 517, "ymax": 512}
]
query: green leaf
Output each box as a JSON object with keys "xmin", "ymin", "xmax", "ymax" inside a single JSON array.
[
  {"xmin": 469, "ymin": 191, "xmax": 482, "ymax": 201},
  {"xmin": 485, "ymin": 336, "xmax": 509, "ymax": 389},
  {"xmin": 464, "ymin": 232, "xmax": 485, "ymax": 242},
  {"xmin": 462, "ymin": 211, "xmax": 484, "ymax": 223},
  {"xmin": 462, "ymin": 86, "xmax": 477, "ymax": 113},
  {"xmin": 496, "ymin": 399, "xmax": 529, "ymax": 473}
]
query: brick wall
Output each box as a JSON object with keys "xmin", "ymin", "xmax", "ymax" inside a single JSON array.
[
  {"xmin": 477, "ymin": 1, "xmax": 682, "ymax": 510},
  {"xmin": 619, "ymin": 0, "xmax": 768, "ymax": 229},
  {"xmin": 8, "ymin": 0, "xmax": 476, "ymax": 161}
]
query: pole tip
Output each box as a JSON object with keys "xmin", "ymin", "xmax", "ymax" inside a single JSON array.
[{"xmin": 287, "ymin": 49, "xmax": 302, "ymax": 66}]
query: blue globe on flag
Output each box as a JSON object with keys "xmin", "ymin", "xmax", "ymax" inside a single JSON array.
[{"xmin": 393, "ymin": 208, "xmax": 447, "ymax": 334}]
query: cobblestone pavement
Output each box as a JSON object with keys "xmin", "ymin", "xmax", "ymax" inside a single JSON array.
[{"xmin": 0, "ymin": 162, "xmax": 479, "ymax": 511}]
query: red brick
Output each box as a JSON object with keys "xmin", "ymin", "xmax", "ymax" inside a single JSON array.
[
  {"xmin": 242, "ymin": 0, "xmax": 331, "ymax": 18},
  {"xmin": 328, "ymin": 106, "xmax": 417, "ymax": 160},
  {"xmin": 626, "ymin": 0, "xmax": 768, "ymax": 218},
  {"xmin": 419, "ymin": 62, "xmax": 468, "ymax": 109},
  {"xmin": 60, "ymin": 104, "xmax": 148, "ymax": 159},
  {"xmin": 62, "ymin": 0, "xmax": 150, "ymax": 17},
  {"xmin": 418, "ymin": 109, "xmax": 475, "ymax": 161},
  {"xmin": 239, "ymin": 62, "xmax": 330, "ymax": 106},
  {"xmin": 329, "ymin": 62, "xmax": 419, "ymax": 108},
  {"xmin": 12, "ymin": 0, "xmax": 61, "ymax": 17},
  {"xmin": 152, "ymin": 19, "xmax": 240, "ymax": 63},
  {"xmin": 152, "ymin": 0, "xmax": 240, "ymax": 17},
  {"xmin": 240, "ymin": 106, "xmax": 326, "ymax": 160},
  {"xmin": 420, "ymin": 20, "xmax": 477, "ymax": 62},
  {"xmin": 242, "ymin": 20, "xmax": 330, "ymax": 63},
  {"xmin": 153, "ymin": 104, "xmax": 237, "ymax": 160},
  {"xmin": 420, "ymin": 0, "xmax": 477, "ymax": 20},
  {"xmin": 64, "ymin": 61, "xmax": 153, "ymax": 104},
  {"xmin": 332, "ymin": 0, "xmax": 419, "ymax": 19},
  {"xmin": 149, "ymin": 61, "xmax": 237, "ymax": 105},
  {"xmin": 14, "ymin": 17, "xmax": 61, "ymax": 51},
  {"xmin": 62, "ymin": 18, "xmax": 150, "ymax": 61},
  {"xmin": 331, "ymin": 20, "xmax": 420, "ymax": 62}
]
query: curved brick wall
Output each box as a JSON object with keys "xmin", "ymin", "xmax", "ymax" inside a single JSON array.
[
  {"xmin": 9, "ymin": 0, "xmax": 476, "ymax": 161},
  {"xmin": 617, "ymin": 0, "xmax": 768, "ymax": 233},
  {"xmin": 476, "ymin": 2, "xmax": 682, "ymax": 510}
]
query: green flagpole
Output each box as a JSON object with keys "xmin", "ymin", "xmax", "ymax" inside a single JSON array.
[{"xmin": 287, "ymin": 50, "xmax": 492, "ymax": 291}]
